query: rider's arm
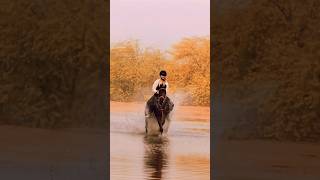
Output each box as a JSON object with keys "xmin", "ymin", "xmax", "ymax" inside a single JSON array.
[{"xmin": 152, "ymin": 79, "xmax": 159, "ymax": 93}]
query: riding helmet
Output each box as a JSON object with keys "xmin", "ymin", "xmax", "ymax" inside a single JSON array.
[{"xmin": 159, "ymin": 70, "xmax": 167, "ymax": 76}]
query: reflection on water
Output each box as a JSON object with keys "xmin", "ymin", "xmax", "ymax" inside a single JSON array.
[
  {"xmin": 110, "ymin": 102, "xmax": 210, "ymax": 180},
  {"xmin": 143, "ymin": 136, "xmax": 169, "ymax": 180}
]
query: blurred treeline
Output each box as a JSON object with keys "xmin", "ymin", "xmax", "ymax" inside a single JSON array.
[
  {"xmin": 0, "ymin": 0, "xmax": 108, "ymax": 128},
  {"xmin": 110, "ymin": 37, "xmax": 210, "ymax": 106},
  {"xmin": 213, "ymin": 0, "xmax": 320, "ymax": 141}
]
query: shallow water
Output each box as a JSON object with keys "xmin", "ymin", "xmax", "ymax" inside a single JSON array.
[{"xmin": 110, "ymin": 102, "xmax": 210, "ymax": 180}]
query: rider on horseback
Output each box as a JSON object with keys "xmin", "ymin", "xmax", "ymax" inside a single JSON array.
[
  {"xmin": 145, "ymin": 70, "xmax": 174, "ymax": 134},
  {"xmin": 152, "ymin": 70, "xmax": 169, "ymax": 96},
  {"xmin": 145, "ymin": 70, "xmax": 170, "ymax": 118}
]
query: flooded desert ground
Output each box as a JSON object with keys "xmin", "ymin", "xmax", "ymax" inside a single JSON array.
[{"xmin": 110, "ymin": 101, "xmax": 210, "ymax": 180}]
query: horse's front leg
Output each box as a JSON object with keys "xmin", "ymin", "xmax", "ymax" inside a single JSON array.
[
  {"xmin": 161, "ymin": 114, "xmax": 165, "ymax": 126},
  {"xmin": 156, "ymin": 116, "xmax": 163, "ymax": 134},
  {"xmin": 145, "ymin": 118, "xmax": 148, "ymax": 134}
]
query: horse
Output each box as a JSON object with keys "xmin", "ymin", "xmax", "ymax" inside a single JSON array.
[{"xmin": 145, "ymin": 88, "xmax": 174, "ymax": 134}]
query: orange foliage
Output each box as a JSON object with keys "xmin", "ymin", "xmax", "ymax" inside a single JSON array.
[{"xmin": 110, "ymin": 37, "xmax": 210, "ymax": 106}]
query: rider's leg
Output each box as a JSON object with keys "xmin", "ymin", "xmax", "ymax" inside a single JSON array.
[
  {"xmin": 157, "ymin": 120, "xmax": 163, "ymax": 134},
  {"xmin": 145, "ymin": 94, "xmax": 156, "ymax": 117},
  {"xmin": 145, "ymin": 101, "xmax": 152, "ymax": 117}
]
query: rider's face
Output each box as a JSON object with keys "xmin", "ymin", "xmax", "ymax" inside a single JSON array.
[{"xmin": 160, "ymin": 75, "xmax": 166, "ymax": 80}]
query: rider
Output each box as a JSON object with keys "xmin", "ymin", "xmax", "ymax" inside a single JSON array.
[
  {"xmin": 145, "ymin": 70, "xmax": 169, "ymax": 117},
  {"xmin": 152, "ymin": 70, "xmax": 169, "ymax": 96}
]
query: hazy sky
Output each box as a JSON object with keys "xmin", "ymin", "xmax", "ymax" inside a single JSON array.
[{"xmin": 111, "ymin": 0, "xmax": 210, "ymax": 50}]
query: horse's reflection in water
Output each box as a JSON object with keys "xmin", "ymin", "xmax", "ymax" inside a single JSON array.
[{"xmin": 143, "ymin": 135, "xmax": 169, "ymax": 180}]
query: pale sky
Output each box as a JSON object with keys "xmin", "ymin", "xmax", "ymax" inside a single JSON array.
[{"xmin": 111, "ymin": 0, "xmax": 210, "ymax": 50}]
